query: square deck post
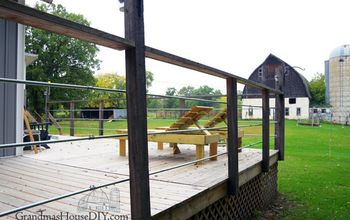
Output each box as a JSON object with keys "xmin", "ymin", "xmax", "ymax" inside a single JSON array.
[
  {"xmin": 226, "ymin": 77, "xmax": 239, "ymax": 195},
  {"xmin": 125, "ymin": 0, "xmax": 151, "ymax": 219},
  {"xmin": 262, "ymin": 88, "xmax": 270, "ymax": 172},
  {"xmin": 275, "ymin": 66, "xmax": 285, "ymax": 160}
]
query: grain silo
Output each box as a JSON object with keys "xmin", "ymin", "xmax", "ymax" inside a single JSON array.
[{"xmin": 325, "ymin": 44, "xmax": 350, "ymax": 124}]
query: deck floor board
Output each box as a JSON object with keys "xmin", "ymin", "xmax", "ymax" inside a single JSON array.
[{"xmin": 0, "ymin": 137, "xmax": 278, "ymax": 218}]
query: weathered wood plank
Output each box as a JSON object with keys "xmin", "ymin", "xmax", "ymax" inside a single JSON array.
[
  {"xmin": 148, "ymin": 134, "xmax": 219, "ymax": 145},
  {"xmin": 209, "ymin": 143, "xmax": 218, "ymax": 161},
  {"xmin": 124, "ymin": 0, "xmax": 151, "ymax": 218},
  {"xmin": 262, "ymin": 88, "xmax": 270, "ymax": 172},
  {"xmin": 275, "ymin": 66, "xmax": 285, "ymax": 160},
  {"xmin": 0, "ymin": 0, "xmax": 134, "ymax": 50},
  {"xmin": 226, "ymin": 77, "xmax": 239, "ymax": 195}
]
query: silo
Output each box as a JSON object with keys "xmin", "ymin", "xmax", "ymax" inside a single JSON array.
[{"xmin": 327, "ymin": 44, "xmax": 350, "ymax": 124}]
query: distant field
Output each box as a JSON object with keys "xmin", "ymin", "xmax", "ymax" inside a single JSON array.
[
  {"xmin": 48, "ymin": 119, "xmax": 350, "ymax": 219},
  {"xmin": 48, "ymin": 119, "xmax": 265, "ymax": 137}
]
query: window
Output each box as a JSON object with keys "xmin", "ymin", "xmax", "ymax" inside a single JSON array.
[
  {"xmin": 289, "ymin": 98, "xmax": 296, "ymax": 104},
  {"xmin": 297, "ymin": 107, "xmax": 301, "ymax": 116},
  {"xmin": 321, "ymin": 109, "xmax": 326, "ymax": 113},
  {"xmin": 258, "ymin": 67, "xmax": 263, "ymax": 77},
  {"xmin": 285, "ymin": 107, "xmax": 289, "ymax": 116},
  {"xmin": 313, "ymin": 108, "xmax": 318, "ymax": 113},
  {"xmin": 248, "ymin": 107, "xmax": 253, "ymax": 116}
]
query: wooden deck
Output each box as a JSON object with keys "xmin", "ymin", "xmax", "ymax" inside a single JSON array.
[{"xmin": 0, "ymin": 137, "xmax": 278, "ymax": 219}]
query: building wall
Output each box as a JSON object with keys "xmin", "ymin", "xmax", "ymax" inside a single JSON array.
[
  {"xmin": 242, "ymin": 97, "xmax": 309, "ymax": 120},
  {"xmin": 328, "ymin": 56, "xmax": 350, "ymax": 123},
  {"xmin": 0, "ymin": 14, "xmax": 24, "ymax": 157}
]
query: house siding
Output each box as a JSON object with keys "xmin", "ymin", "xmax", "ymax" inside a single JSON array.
[{"xmin": 0, "ymin": 19, "xmax": 18, "ymax": 157}]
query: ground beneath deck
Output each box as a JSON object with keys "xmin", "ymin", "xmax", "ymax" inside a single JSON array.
[{"xmin": 0, "ymin": 136, "xmax": 278, "ymax": 219}]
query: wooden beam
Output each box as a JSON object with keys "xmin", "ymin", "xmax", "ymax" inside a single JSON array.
[
  {"xmin": 148, "ymin": 133, "xmax": 219, "ymax": 145},
  {"xmin": 262, "ymin": 88, "xmax": 270, "ymax": 172},
  {"xmin": 145, "ymin": 47, "xmax": 283, "ymax": 94},
  {"xmin": 119, "ymin": 139, "xmax": 126, "ymax": 156},
  {"xmin": 275, "ymin": 66, "xmax": 285, "ymax": 160},
  {"xmin": 157, "ymin": 142, "xmax": 163, "ymax": 150},
  {"xmin": 0, "ymin": 0, "xmax": 134, "ymax": 50},
  {"xmin": 23, "ymin": 111, "xmax": 38, "ymax": 154},
  {"xmin": 209, "ymin": 143, "xmax": 218, "ymax": 161},
  {"xmin": 196, "ymin": 144, "xmax": 204, "ymax": 165},
  {"xmin": 98, "ymin": 100, "xmax": 104, "ymax": 136},
  {"xmin": 226, "ymin": 77, "xmax": 239, "ymax": 195},
  {"xmin": 124, "ymin": 0, "xmax": 151, "ymax": 219}
]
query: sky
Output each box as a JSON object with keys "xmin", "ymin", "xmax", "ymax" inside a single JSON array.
[{"xmin": 26, "ymin": 0, "xmax": 350, "ymax": 95}]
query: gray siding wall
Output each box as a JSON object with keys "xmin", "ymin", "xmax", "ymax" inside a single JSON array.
[{"xmin": 0, "ymin": 19, "xmax": 18, "ymax": 156}]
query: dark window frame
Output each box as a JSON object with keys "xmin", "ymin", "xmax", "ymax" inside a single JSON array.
[
  {"xmin": 289, "ymin": 98, "xmax": 296, "ymax": 104},
  {"xmin": 285, "ymin": 107, "xmax": 289, "ymax": 116}
]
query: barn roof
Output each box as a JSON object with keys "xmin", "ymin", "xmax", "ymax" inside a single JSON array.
[{"xmin": 242, "ymin": 54, "xmax": 311, "ymax": 99}]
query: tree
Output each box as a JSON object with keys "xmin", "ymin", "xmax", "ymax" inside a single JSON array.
[
  {"xmin": 164, "ymin": 87, "xmax": 179, "ymax": 108},
  {"xmin": 177, "ymin": 85, "xmax": 222, "ymax": 108},
  {"xmin": 89, "ymin": 71, "xmax": 154, "ymax": 108},
  {"xmin": 146, "ymin": 71, "xmax": 154, "ymax": 92},
  {"xmin": 309, "ymin": 73, "xmax": 326, "ymax": 106},
  {"xmin": 163, "ymin": 85, "xmax": 223, "ymax": 109},
  {"xmin": 25, "ymin": 4, "xmax": 100, "ymax": 113},
  {"xmin": 88, "ymin": 73, "xmax": 126, "ymax": 108}
]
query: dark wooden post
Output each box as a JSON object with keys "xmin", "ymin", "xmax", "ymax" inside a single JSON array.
[
  {"xmin": 226, "ymin": 77, "xmax": 239, "ymax": 195},
  {"xmin": 98, "ymin": 100, "xmax": 104, "ymax": 136},
  {"xmin": 124, "ymin": 0, "xmax": 151, "ymax": 219},
  {"xmin": 262, "ymin": 88, "xmax": 270, "ymax": 172},
  {"xmin": 69, "ymin": 101, "xmax": 74, "ymax": 136},
  {"xmin": 275, "ymin": 66, "xmax": 285, "ymax": 160}
]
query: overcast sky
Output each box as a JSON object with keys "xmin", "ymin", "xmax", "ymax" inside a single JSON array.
[{"xmin": 27, "ymin": 0, "xmax": 350, "ymax": 94}]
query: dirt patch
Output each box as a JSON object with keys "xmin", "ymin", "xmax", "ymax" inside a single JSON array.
[{"xmin": 260, "ymin": 193, "xmax": 298, "ymax": 220}]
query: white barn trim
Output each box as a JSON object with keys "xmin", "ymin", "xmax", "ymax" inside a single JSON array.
[{"xmin": 242, "ymin": 97, "xmax": 309, "ymax": 119}]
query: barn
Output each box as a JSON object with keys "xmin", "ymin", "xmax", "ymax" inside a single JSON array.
[{"xmin": 242, "ymin": 54, "xmax": 310, "ymax": 119}]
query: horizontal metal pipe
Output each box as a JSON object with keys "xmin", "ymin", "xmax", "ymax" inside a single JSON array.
[
  {"xmin": 0, "ymin": 77, "xmax": 126, "ymax": 93},
  {"xmin": 0, "ymin": 78, "xmax": 278, "ymax": 107},
  {"xmin": 0, "ymin": 126, "xmax": 228, "ymax": 149},
  {"xmin": 1, "ymin": 122, "xmax": 269, "ymax": 149},
  {"xmin": 0, "ymin": 77, "xmax": 225, "ymax": 104}
]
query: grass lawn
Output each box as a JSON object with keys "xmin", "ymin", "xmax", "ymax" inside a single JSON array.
[
  {"xmin": 48, "ymin": 119, "xmax": 350, "ymax": 219},
  {"xmin": 278, "ymin": 120, "xmax": 350, "ymax": 220}
]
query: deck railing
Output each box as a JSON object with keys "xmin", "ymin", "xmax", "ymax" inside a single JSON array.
[{"xmin": 0, "ymin": 0, "xmax": 285, "ymax": 219}]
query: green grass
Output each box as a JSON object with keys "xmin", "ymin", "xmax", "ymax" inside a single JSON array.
[
  {"xmin": 49, "ymin": 119, "xmax": 263, "ymax": 136},
  {"xmin": 48, "ymin": 119, "xmax": 350, "ymax": 219},
  {"xmin": 278, "ymin": 120, "xmax": 350, "ymax": 220}
]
